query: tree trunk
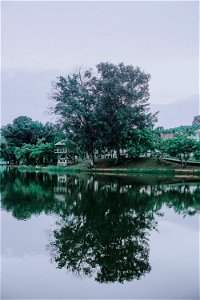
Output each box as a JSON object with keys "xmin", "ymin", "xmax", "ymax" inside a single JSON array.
[
  {"xmin": 181, "ymin": 158, "xmax": 185, "ymax": 168},
  {"xmin": 115, "ymin": 147, "xmax": 121, "ymax": 165},
  {"xmin": 184, "ymin": 154, "xmax": 189, "ymax": 168},
  {"xmin": 88, "ymin": 151, "xmax": 94, "ymax": 169}
]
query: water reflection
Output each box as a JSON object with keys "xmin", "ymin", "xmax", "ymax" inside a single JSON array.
[
  {"xmin": 1, "ymin": 168, "xmax": 200, "ymax": 283},
  {"xmin": 50, "ymin": 189, "xmax": 155, "ymax": 283}
]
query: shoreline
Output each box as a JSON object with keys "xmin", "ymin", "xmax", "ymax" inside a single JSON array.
[{"xmin": 2, "ymin": 165, "xmax": 200, "ymax": 176}]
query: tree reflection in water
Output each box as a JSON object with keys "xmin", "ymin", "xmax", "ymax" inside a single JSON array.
[
  {"xmin": 1, "ymin": 169, "xmax": 200, "ymax": 283},
  {"xmin": 50, "ymin": 201, "xmax": 154, "ymax": 283}
]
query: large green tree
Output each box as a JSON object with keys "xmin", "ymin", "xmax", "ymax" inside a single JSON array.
[
  {"xmin": 95, "ymin": 63, "xmax": 157, "ymax": 163},
  {"xmin": 50, "ymin": 63, "xmax": 157, "ymax": 167},
  {"xmin": 1, "ymin": 116, "xmax": 44, "ymax": 147}
]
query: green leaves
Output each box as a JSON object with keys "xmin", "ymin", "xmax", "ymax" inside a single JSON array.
[
  {"xmin": 0, "ymin": 140, "xmax": 17, "ymax": 164},
  {"xmin": 50, "ymin": 62, "xmax": 156, "ymax": 166},
  {"xmin": 1, "ymin": 116, "xmax": 60, "ymax": 147},
  {"xmin": 52, "ymin": 70, "xmax": 98, "ymax": 157},
  {"xmin": 165, "ymin": 136, "xmax": 198, "ymax": 164},
  {"xmin": 193, "ymin": 141, "xmax": 200, "ymax": 160},
  {"xmin": 14, "ymin": 142, "xmax": 55, "ymax": 165},
  {"xmin": 1, "ymin": 116, "xmax": 63, "ymax": 164},
  {"xmin": 95, "ymin": 63, "xmax": 156, "ymax": 155},
  {"xmin": 126, "ymin": 129, "xmax": 154, "ymax": 158}
]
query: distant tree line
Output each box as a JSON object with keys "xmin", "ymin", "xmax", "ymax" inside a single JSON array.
[
  {"xmin": 0, "ymin": 116, "xmax": 64, "ymax": 165},
  {"xmin": 1, "ymin": 114, "xmax": 200, "ymax": 167}
]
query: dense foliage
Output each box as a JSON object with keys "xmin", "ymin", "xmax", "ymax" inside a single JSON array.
[
  {"xmin": 126, "ymin": 129, "xmax": 154, "ymax": 158},
  {"xmin": 1, "ymin": 116, "xmax": 58, "ymax": 146},
  {"xmin": 0, "ymin": 116, "xmax": 63, "ymax": 164},
  {"xmin": 165, "ymin": 135, "xmax": 198, "ymax": 165},
  {"xmin": 50, "ymin": 62, "xmax": 157, "ymax": 166}
]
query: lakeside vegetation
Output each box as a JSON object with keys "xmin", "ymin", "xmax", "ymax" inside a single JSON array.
[
  {"xmin": 13, "ymin": 158, "xmax": 200, "ymax": 176},
  {"xmin": 1, "ymin": 62, "xmax": 200, "ymax": 170}
]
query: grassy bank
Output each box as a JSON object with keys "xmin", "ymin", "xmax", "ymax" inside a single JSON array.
[
  {"xmin": 15, "ymin": 158, "xmax": 200, "ymax": 176},
  {"xmin": 18, "ymin": 165, "xmax": 80, "ymax": 173}
]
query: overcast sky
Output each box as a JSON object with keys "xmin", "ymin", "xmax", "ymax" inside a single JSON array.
[{"xmin": 1, "ymin": 1, "xmax": 199, "ymax": 126}]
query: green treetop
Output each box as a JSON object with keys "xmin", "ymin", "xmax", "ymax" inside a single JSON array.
[{"xmin": 50, "ymin": 62, "xmax": 157, "ymax": 167}]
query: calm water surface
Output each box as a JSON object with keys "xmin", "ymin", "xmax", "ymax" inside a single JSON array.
[{"xmin": 1, "ymin": 168, "xmax": 199, "ymax": 299}]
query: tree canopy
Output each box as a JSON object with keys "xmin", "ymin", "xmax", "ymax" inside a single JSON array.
[
  {"xmin": 0, "ymin": 116, "xmax": 64, "ymax": 164},
  {"xmin": 50, "ymin": 62, "xmax": 157, "ymax": 166},
  {"xmin": 165, "ymin": 135, "xmax": 198, "ymax": 166},
  {"xmin": 1, "ymin": 116, "xmax": 62, "ymax": 147},
  {"xmin": 95, "ymin": 63, "xmax": 156, "ymax": 161}
]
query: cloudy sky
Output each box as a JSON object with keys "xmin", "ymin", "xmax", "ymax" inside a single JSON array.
[{"xmin": 2, "ymin": 1, "xmax": 199, "ymax": 127}]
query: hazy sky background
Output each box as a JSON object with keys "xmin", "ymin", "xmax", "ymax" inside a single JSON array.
[{"xmin": 2, "ymin": 1, "xmax": 199, "ymax": 127}]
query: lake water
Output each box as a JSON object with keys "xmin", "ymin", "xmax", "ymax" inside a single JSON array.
[{"xmin": 1, "ymin": 168, "xmax": 199, "ymax": 299}]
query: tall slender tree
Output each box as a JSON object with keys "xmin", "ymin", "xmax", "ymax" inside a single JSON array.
[{"xmin": 50, "ymin": 70, "xmax": 99, "ymax": 167}]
